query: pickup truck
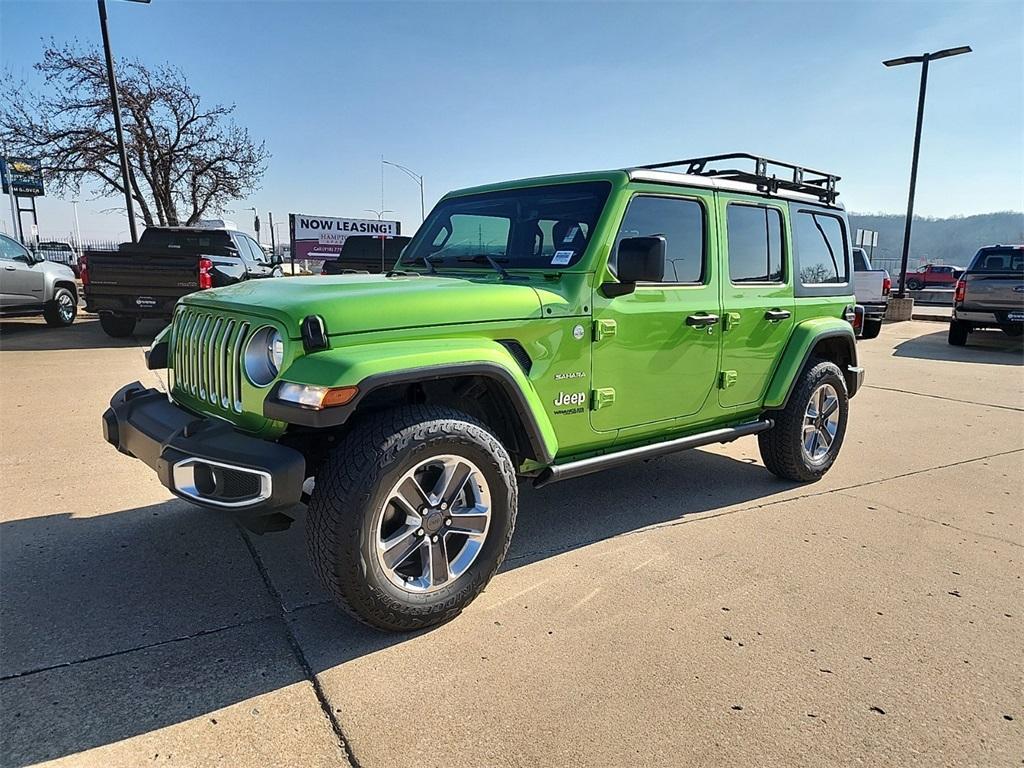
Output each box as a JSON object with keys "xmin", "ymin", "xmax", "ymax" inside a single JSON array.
[
  {"xmin": 949, "ymin": 244, "xmax": 1024, "ymax": 345},
  {"xmin": 852, "ymin": 246, "xmax": 889, "ymax": 339},
  {"xmin": 104, "ymin": 152, "xmax": 864, "ymax": 632},
  {"xmin": 903, "ymin": 263, "xmax": 964, "ymax": 290},
  {"xmin": 320, "ymin": 234, "xmax": 412, "ymax": 275},
  {"xmin": 83, "ymin": 226, "xmax": 282, "ymax": 337}
]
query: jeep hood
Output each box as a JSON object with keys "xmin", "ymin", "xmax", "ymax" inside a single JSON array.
[{"xmin": 183, "ymin": 273, "xmax": 545, "ymax": 337}]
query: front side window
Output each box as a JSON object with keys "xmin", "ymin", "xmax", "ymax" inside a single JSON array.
[
  {"xmin": 612, "ymin": 195, "xmax": 705, "ymax": 283},
  {"xmin": 727, "ymin": 204, "xmax": 784, "ymax": 283},
  {"xmin": 0, "ymin": 234, "xmax": 29, "ymax": 261},
  {"xmin": 402, "ymin": 182, "xmax": 611, "ymax": 271},
  {"xmin": 793, "ymin": 210, "xmax": 848, "ymax": 285}
]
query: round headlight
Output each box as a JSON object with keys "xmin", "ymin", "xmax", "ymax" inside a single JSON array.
[{"xmin": 244, "ymin": 326, "xmax": 284, "ymax": 387}]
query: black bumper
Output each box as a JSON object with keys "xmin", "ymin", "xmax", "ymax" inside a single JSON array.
[{"xmin": 103, "ymin": 382, "xmax": 305, "ymax": 519}]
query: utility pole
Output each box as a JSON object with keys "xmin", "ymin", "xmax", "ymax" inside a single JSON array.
[
  {"xmin": 268, "ymin": 211, "xmax": 276, "ymax": 253},
  {"xmin": 72, "ymin": 200, "xmax": 83, "ymax": 252},
  {"xmin": 883, "ymin": 45, "xmax": 971, "ymax": 300},
  {"xmin": 97, "ymin": 0, "xmax": 149, "ymax": 243}
]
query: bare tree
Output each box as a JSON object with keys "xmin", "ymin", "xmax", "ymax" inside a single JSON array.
[{"xmin": 0, "ymin": 42, "xmax": 268, "ymax": 227}]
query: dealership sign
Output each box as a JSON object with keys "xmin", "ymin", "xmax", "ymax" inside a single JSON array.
[
  {"xmin": 1, "ymin": 157, "xmax": 45, "ymax": 197},
  {"xmin": 289, "ymin": 214, "xmax": 401, "ymax": 260}
]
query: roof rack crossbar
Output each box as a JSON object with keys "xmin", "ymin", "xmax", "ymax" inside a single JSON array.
[{"xmin": 635, "ymin": 152, "xmax": 840, "ymax": 204}]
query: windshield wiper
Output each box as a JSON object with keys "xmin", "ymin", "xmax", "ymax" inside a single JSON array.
[
  {"xmin": 405, "ymin": 253, "xmax": 442, "ymax": 274},
  {"xmin": 456, "ymin": 253, "xmax": 524, "ymax": 281}
]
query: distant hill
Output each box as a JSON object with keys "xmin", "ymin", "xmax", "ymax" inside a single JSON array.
[{"xmin": 848, "ymin": 212, "xmax": 1024, "ymax": 270}]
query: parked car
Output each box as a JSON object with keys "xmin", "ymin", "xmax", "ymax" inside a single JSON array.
[
  {"xmin": 0, "ymin": 233, "xmax": 78, "ymax": 326},
  {"xmin": 34, "ymin": 240, "xmax": 82, "ymax": 277},
  {"xmin": 104, "ymin": 153, "xmax": 864, "ymax": 632},
  {"xmin": 948, "ymin": 244, "xmax": 1024, "ymax": 345},
  {"xmin": 852, "ymin": 246, "xmax": 889, "ymax": 339},
  {"xmin": 320, "ymin": 234, "xmax": 412, "ymax": 275},
  {"xmin": 903, "ymin": 263, "xmax": 963, "ymax": 290},
  {"xmin": 82, "ymin": 226, "xmax": 283, "ymax": 337}
]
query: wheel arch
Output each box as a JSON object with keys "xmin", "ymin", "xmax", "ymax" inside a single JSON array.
[{"xmin": 764, "ymin": 319, "xmax": 860, "ymax": 410}]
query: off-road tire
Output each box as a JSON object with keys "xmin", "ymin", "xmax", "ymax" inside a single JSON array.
[
  {"xmin": 43, "ymin": 286, "xmax": 77, "ymax": 327},
  {"xmin": 306, "ymin": 405, "xmax": 518, "ymax": 632},
  {"xmin": 759, "ymin": 359, "xmax": 849, "ymax": 483},
  {"xmin": 861, "ymin": 318, "xmax": 882, "ymax": 340},
  {"xmin": 99, "ymin": 312, "xmax": 137, "ymax": 338},
  {"xmin": 948, "ymin": 320, "xmax": 969, "ymax": 346}
]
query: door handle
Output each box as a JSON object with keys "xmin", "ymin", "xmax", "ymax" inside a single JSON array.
[
  {"xmin": 764, "ymin": 309, "xmax": 792, "ymax": 322},
  {"xmin": 686, "ymin": 313, "xmax": 720, "ymax": 328}
]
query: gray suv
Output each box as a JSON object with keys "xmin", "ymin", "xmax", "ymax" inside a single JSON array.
[{"xmin": 0, "ymin": 233, "xmax": 78, "ymax": 326}]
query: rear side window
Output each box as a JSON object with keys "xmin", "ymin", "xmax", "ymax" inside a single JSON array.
[
  {"xmin": 793, "ymin": 211, "xmax": 849, "ymax": 285},
  {"xmin": 727, "ymin": 204, "xmax": 783, "ymax": 283},
  {"xmin": 613, "ymin": 195, "xmax": 705, "ymax": 283},
  {"xmin": 969, "ymin": 248, "xmax": 1024, "ymax": 273}
]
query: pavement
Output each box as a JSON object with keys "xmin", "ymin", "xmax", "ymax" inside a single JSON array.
[{"xmin": 0, "ymin": 316, "xmax": 1021, "ymax": 768}]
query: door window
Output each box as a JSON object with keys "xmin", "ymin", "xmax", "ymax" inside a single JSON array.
[
  {"xmin": 727, "ymin": 205, "xmax": 783, "ymax": 283},
  {"xmin": 0, "ymin": 234, "xmax": 30, "ymax": 261},
  {"xmin": 612, "ymin": 196, "xmax": 705, "ymax": 283},
  {"xmin": 793, "ymin": 211, "xmax": 848, "ymax": 285}
]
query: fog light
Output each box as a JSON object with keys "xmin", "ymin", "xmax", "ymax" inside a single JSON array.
[{"xmin": 276, "ymin": 382, "xmax": 358, "ymax": 409}]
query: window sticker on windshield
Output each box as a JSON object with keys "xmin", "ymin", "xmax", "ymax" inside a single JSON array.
[
  {"xmin": 563, "ymin": 226, "xmax": 579, "ymax": 243},
  {"xmin": 551, "ymin": 249, "xmax": 574, "ymax": 266}
]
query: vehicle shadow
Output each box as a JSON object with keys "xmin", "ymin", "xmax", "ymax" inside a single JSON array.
[
  {"xmin": 0, "ymin": 448, "xmax": 793, "ymax": 765},
  {"xmin": 0, "ymin": 316, "xmax": 166, "ymax": 352},
  {"xmin": 893, "ymin": 328, "xmax": 1024, "ymax": 366}
]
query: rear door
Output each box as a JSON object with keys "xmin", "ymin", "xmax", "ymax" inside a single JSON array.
[
  {"xmin": 717, "ymin": 196, "xmax": 794, "ymax": 409},
  {"xmin": 591, "ymin": 190, "xmax": 721, "ymax": 431}
]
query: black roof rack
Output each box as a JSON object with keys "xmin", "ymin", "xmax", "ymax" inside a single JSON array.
[{"xmin": 635, "ymin": 153, "xmax": 840, "ymax": 205}]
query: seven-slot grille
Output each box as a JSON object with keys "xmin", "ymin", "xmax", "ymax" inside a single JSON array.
[{"xmin": 171, "ymin": 308, "xmax": 251, "ymax": 413}]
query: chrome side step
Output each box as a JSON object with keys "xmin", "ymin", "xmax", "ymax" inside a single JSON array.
[{"xmin": 533, "ymin": 419, "xmax": 774, "ymax": 488}]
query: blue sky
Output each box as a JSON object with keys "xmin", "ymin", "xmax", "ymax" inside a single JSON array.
[{"xmin": 1, "ymin": 0, "xmax": 1021, "ymax": 242}]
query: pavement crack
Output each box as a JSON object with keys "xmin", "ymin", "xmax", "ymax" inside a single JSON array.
[
  {"xmin": 864, "ymin": 384, "xmax": 1024, "ymax": 412},
  {"xmin": 0, "ymin": 614, "xmax": 272, "ymax": 683},
  {"xmin": 235, "ymin": 525, "xmax": 363, "ymax": 768}
]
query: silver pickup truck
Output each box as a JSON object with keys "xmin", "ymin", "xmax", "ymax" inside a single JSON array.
[
  {"xmin": 949, "ymin": 244, "xmax": 1024, "ymax": 346},
  {"xmin": 853, "ymin": 246, "xmax": 889, "ymax": 339},
  {"xmin": 0, "ymin": 233, "xmax": 78, "ymax": 327}
]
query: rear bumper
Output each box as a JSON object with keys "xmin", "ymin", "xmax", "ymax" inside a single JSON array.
[
  {"xmin": 102, "ymin": 382, "xmax": 305, "ymax": 518},
  {"xmin": 860, "ymin": 302, "xmax": 887, "ymax": 320},
  {"xmin": 953, "ymin": 308, "xmax": 1024, "ymax": 327}
]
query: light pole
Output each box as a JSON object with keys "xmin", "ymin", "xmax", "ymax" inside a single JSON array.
[
  {"xmin": 249, "ymin": 205, "xmax": 260, "ymax": 244},
  {"xmin": 365, "ymin": 208, "xmax": 394, "ymax": 273},
  {"xmin": 71, "ymin": 200, "xmax": 83, "ymax": 253},
  {"xmin": 884, "ymin": 45, "xmax": 971, "ymax": 299},
  {"xmin": 383, "ymin": 159, "xmax": 426, "ymax": 222},
  {"xmin": 97, "ymin": 0, "xmax": 150, "ymax": 243}
]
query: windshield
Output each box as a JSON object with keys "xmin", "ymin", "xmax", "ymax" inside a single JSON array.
[
  {"xmin": 969, "ymin": 247, "xmax": 1024, "ymax": 274},
  {"xmin": 402, "ymin": 181, "xmax": 611, "ymax": 271}
]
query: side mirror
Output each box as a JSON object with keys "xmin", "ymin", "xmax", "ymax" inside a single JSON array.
[{"xmin": 603, "ymin": 236, "xmax": 665, "ymax": 296}]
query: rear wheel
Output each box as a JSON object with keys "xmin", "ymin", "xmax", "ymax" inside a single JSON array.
[
  {"xmin": 306, "ymin": 405, "xmax": 517, "ymax": 632},
  {"xmin": 99, "ymin": 312, "xmax": 137, "ymax": 338},
  {"xmin": 861, "ymin": 318, "xmax": 882, "ymax": 340},
  {"xmin": 759, "ymin": 360, "xmax": 849, "ymax": 483},
  {"xmin": 43, "ymin": 287, "xmax": 77, "ymax": 327},
  {"xmin": 948, "ymin": 320, "xmax": 969, "ymax": 346}
]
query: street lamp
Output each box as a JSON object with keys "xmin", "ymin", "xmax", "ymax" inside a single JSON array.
[
  {"xmin": 884, "ymin": 45, "xmax": 971, "ymax": 299},
  {"xmin": 97, "ymin": 0, "xmax": 150, "ymax": 244},
  {"xmin": 383, "ymin": 159, "xmax": 426, "ymax": 223},
  {"xmin": 249, "ymin": 206, "xmax": 260, "ymax": 244},
  {"xmin": 365, "ymin": 208, "xmax": 394, "ymax": 273},
  {"xmin": 71, "ymin": 200, "xmax": 83, "ymax": 253}
]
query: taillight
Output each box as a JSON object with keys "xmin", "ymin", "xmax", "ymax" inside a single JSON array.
[
  {"xmin": 882, "ymin": 274, "xmax": 891, "ymax": 296},
  {"xmin": 198, "ymin": 257, "xmax": 213, "ymax": 289},
  {"xmin": 954, "ymin": 278, "xmax": 966, "ymax": 304},
  {"xmin": 79, "ymin": 255, "xmax": 89, "ymax": 286}
]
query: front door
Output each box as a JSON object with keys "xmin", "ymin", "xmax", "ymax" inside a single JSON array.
[
  {"xmin": 0, "ymin": 235, "xmax": 44, "ymax": 308},
  {"xmin": 591, "ymin": 191, "xmax": 721, "ymax": 432},
  {"xmin": 717, "ymin": 196, "xmax": 795, "ymax": 409}
]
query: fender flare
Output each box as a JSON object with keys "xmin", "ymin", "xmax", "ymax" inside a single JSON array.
[{"xmin": 763, "ymin": 320, "xmax": 859, "ymax": 409}]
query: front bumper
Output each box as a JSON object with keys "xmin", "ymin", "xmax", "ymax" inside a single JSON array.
[{"xmin": 102, "ymin": 382, "xmax": 305, "ymax": 518}]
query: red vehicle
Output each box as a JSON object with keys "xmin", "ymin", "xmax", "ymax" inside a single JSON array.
[{"xmin": 903, "ymin": 263, "xmax": 964, "ymax": 290}]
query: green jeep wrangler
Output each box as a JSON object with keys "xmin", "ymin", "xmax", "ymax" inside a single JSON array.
[{"xmin": 104, "ymin": 153, "xmax": 863, "ymax": 631}]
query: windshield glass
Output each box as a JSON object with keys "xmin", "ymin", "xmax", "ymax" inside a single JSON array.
[
  {"xmin": 402, "ymin": 181, "xmax": 611, "ymax": 271},
  {"xmin": 969, "ymin": 247, "xmax": 1024, "ymax": 274}
]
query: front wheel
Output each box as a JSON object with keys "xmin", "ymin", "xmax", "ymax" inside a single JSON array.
[
  {"xmin": 306, "ymin": 405, "xmax": 517, "ymax": 632},
  {"xmin": 759, "ymin": 360, "xmax": 849, "ymax": 483},
  {"xmin": 906, "ymin": 279, "xmax": 923, "ymax": 290},
  {"xmin": 44, "ymin": 287, "xmax": 77, "ymax": 327}
]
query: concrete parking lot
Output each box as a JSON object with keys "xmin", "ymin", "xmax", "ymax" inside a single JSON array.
[{"xmin": 1, "ymin": 316, "xmax": 1021, "ymax": 767}]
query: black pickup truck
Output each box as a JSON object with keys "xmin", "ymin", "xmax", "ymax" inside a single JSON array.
[
  {"xmin": 949, "ymin": 244, "xmax": 1024, "ymax": 346},
  {"xmin": 83, "ymin": 227, "xmax": 282, "ymax": 337},
  {"xmin": 319, "ymin": 234, "xmax": 412, "ymax": 275}
]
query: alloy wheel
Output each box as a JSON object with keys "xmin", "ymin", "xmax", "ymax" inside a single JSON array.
[{"xmin": 801, "ymin": 383, "xmax": 840, "ymax": 464}]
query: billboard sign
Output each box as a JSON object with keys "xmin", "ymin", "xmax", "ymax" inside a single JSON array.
[
  {"xmin": 289, "ymin": 214, "xmax": 401, "ymax": 261},
  {"xmin": 1, "ymin": 157, "xmax": 45, "ymax": 197}
]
